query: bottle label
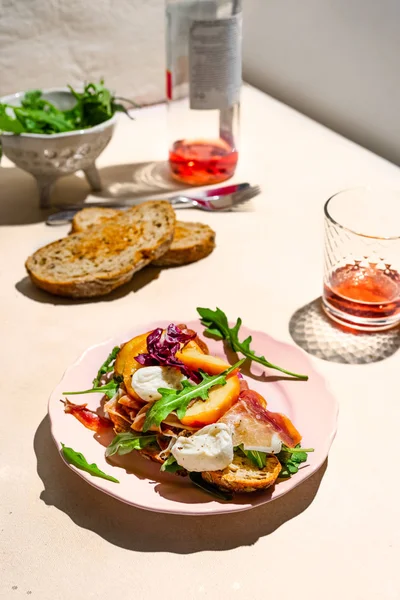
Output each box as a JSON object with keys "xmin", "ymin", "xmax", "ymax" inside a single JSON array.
[
  {"xmin": 166, "ymin": 1, "xmax": 217, "ymax": 101},
  {"xmin": 189, "ymin": 13, "xmax": 242, "ymax": 110}
]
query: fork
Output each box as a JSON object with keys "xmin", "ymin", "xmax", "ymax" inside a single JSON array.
[
  {"xmin": 46, "ymin": 184, "xmax": 261, "ymax": 225},
  {"xmin": 168, "ymin": 184, "xmax": 260, "ymax": 211}
]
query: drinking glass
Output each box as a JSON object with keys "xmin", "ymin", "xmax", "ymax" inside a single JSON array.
[{"xmin": 323, "ymin": 187, "xmax": 400, "ymax": 331}]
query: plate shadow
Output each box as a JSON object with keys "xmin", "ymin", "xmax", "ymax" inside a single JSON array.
[
  {"xmin": 289, "ymin": 297, "xmax": 400, "ymax": 364},
  {"xmin": 34, "ymin": 415, "xmax": 327, "ymax": 554}
]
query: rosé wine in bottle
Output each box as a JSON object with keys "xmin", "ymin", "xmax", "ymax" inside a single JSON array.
[{"xmin": 166, "ymin": 0, "xmax": 242, "ymax": 185}]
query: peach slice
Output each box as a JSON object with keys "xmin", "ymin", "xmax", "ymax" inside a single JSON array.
[
  {"xmin": 180, "ymin": 375, "xmax": 241, "ymax": 428},
  {"xmin": 114, "ymin": 332, "xmax": 150, "ymax": 400},
  {"xmin": 114, "ymin": 332, "xmax": 149, "ymax": 376},
  {"xmin": 176, "ymin": 346, "xmax": 231, "ymax": 375},
  {"xmin": 183, "ymin": 339, "xmax": 207, "ymax": 354}
]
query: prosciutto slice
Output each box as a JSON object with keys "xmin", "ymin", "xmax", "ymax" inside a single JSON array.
[
  {"xmin": 62, "ymin": 399, "xmax": 112, "ymax": 433},
  {"xmin": 219, "ymin": 389, "xmax": 301, "ymax": 452}
]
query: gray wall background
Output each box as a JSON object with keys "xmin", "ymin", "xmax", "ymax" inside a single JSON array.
[
  {"xmin": 1, "ymin": 0, "xmax": 399, "ymax": 165},
  {"xmin": 242, "ymin": 0, "xmax": 400, "ymax": 165}
]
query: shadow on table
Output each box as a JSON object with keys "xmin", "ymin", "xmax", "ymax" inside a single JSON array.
[
  {"xmin": 34, "ymin": 415, "xmax": 327, "ymax": 554},
  {"xmin": 15, "ymin": 266, "xmax": 162, "ymax": 304},
  {"xmin": 0, "ymin": 167, "xmax": 54, "ymax": 225},
  {"xmin": 0, "ymin": 166, "xmax": 96, "ymax": 226},
  {"xmin": 0, "ymin": 161, "xmax": 183, "ymax": 226},
  {"xmin": 89, "ymin": 161, "xmax": 184, "ymax": 200},
  {"xmin": 289, "ymin": 297, "xmax": 400, "ymax": 364}
]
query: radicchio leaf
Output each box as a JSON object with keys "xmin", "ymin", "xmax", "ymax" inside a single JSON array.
[{"xmin": 135, "ymin": 324, "xmax": 200, "ymax": 382}]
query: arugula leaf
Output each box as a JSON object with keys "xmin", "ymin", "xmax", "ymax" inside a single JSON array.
[
  {"xmin": 21, "ymin": 90, "xmax": 43, "ymax": 109},
  {"xmin": 106, "ymin": 432, "xmax": 157, "ymax": 457},
  {"xmin": 61, "ymin": 443, "xmax": 119, "ymax": 483},
  {"xmin": 238, "ymin": 446, "xmax": 267, "ymax": 468},
  {"xmin": 12, "ymin": 106, "xmax": 73, "ymax": 133},
  {"xmin": 142, "ymin": 359, "xmax": 245, "ymax": 432},
  {"xmin": 21, "ymin": 90, "xmax": 66, "ymax": 117},
  {"xmin": 189, "ymin": 472, "xmax": 233, "ymax": 501},
  {"xmin": 63, "ymin": 378, "xmax": 120, "ymax": 400},
  {"xmin": 160, "ymin": 454, "xmax": 185, "ymax": 473},
  {"xmin": 276, "ymin": 444, "xmax": 314, "ymax": 478},
  {"xmin": 92, "ymin": 346, "xmax": 120, "ymax": 387},
  {"xmin": 237, "ymin": 443, "xmax": 314, "ymax": 477},
  {"xmin": 67, "ymin": 80, "xmax": 129, "ymax": 128},
  {"xmin": 197, "ymin": 307, "xmax": 308, "ymax": 381},
  {"xmin": 0, "ymin": 81, "xmax": 135, "ymax": 137},
  {"xmin": 0, "ymin": 106, "xmax": 25, "ymax": 134},
  {"xmin": 63, "ymin": 347, "xmax": 121, "ymax": 400},
  {"xmin": 0, "ymin": 81, "xmax": 137, "ymax": 161}
]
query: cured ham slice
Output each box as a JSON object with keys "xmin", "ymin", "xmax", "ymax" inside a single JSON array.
[
  {"xmin": 118, "ymin": 395, "xmax": 143, "ymax": 411},
  {"xmin": 219, "ymin": 389, "xmax": 301, "ymax": 452},
  {"xmin": 239, "ymin": 377, "xmax": 249, "ymax": 393},
  {"xmin": 62, "ymin": 399, "xmax": 112, "ymax": 433}
]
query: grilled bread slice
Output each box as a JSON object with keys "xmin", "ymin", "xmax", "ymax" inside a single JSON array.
[
  {"xmin": 152, "ymin": 221, "xmax": 215, "ymax": 267},
  {"xmin": 131, "ymin": 446, "xmax": 281, "ymax": 493},
  {"xmin": 70, "ymin": 207, "xmax": 121, "ymax": 232},
  {"xmin": 26, "ymin": 200, "xmax": 176, "ymax": 298},
  {"xmin": 71, "ymin": 207, "xmax": 216, "ymax": 267},
  {"xmin": 201, "ymin": 452, "xmax": 282, "ymax": 493}
]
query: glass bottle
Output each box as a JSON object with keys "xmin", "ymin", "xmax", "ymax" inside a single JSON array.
[{"xmin": 166, "ymin": 0, "xmax": 242, "ymax": 185}]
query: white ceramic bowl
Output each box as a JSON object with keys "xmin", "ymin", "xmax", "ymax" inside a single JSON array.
[{"xmin": 0, "ymin": 88, "xmax": 118, "ymax": 208}]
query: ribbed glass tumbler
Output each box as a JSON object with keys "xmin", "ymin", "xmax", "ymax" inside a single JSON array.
[{"xmin": 323, "ymin": 188, "xmax": 400, "ymax": 331}]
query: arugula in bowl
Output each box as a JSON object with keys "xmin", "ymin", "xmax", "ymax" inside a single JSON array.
[{"xmin": 0, "ymin": 80, "xmax": 136, "ymax": 137}]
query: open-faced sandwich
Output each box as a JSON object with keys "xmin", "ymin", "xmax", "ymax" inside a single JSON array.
[{"xmin": 62, "ymin": 308, "xmax": 313, "ymax": 499}]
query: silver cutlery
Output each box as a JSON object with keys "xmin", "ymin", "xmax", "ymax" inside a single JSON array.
[{"xmin": 46, "ymin": 183, "xmax": 260, "ymax": 226}]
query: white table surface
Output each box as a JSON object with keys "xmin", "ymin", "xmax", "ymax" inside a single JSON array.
[{"xmin": 1, "ymin": 85, "xmax": 399, "ymax": 600}]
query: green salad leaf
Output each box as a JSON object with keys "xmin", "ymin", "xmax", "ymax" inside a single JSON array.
[
  {"xmin": 106, "ymin": 432, "xmax": 158, "ymax": 457},
  {"xmin": 12, "ymin": 106, "xmax": 73, "ymax": 133},
  {"xmin": 237, "ymin": 443, "xmax": 314, "ymax": 476},
  {"xmin": 189, "ymin": 472, "xmax": 233, "ymax": 501},
  {"xmin": 0, "ymin": 105, "xmax": 25, "ymax": 134},
  {"xmin": 276, "ymin": 444, "xmax": 314, "ymax": 478},
  {"xmin": 160, "ymin": 454, "xmax": 185, "ymax": 474},
  {"xmin": 63, "ymin": 378, "xmax": 121, "ymax": 400},
  {"xmin": 64, "ymin": 346, "xmax": 122, "ymax": 399},
  {"xmin": 92, "ymin": 346, "xmax": 120, "ymax": 387},
  {"xmin": 238, "ymin": 446, "xmax": 267, "ymax": 468},
  {"xmin": 0, "ymin": 80, "xmax": 136, "ymax": 137},
  {"xmin": 143, "ymin": 359, "xmax": 245, "ymax": 432},
  {"xmin": 197, "ymin": 307, "xmax": 308, "ymax": 381},
  {"xmin": 61, "ymin": 443, "xmax": 119, "ymax": 483}
]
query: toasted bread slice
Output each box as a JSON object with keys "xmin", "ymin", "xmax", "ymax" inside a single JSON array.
[
  {"xmin": 152, "ymin": 221, "xmax": 215, "ymax": 267},
  {"xmin": 26, "ymin": 200, "xmax": 176, "ymax": 298},
  {"xmin": 134, "ymin": 447, "xmax": 281, "ymax": 493},
  {"xmin": 71, "ymin": 207, "xmax": 215, "ymax": 267},
  {"xmin": 201, "ymin": 453, "xmax": 282, "ymax": 493},
  {"xmin": 71, "ymin": 207, "xmax": 122, "ymax": 233}
]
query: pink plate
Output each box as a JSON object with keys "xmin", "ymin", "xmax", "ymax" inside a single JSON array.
[{"xmin": 48, "ymin": 320, "xmax": 338, "ymax": 515}]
